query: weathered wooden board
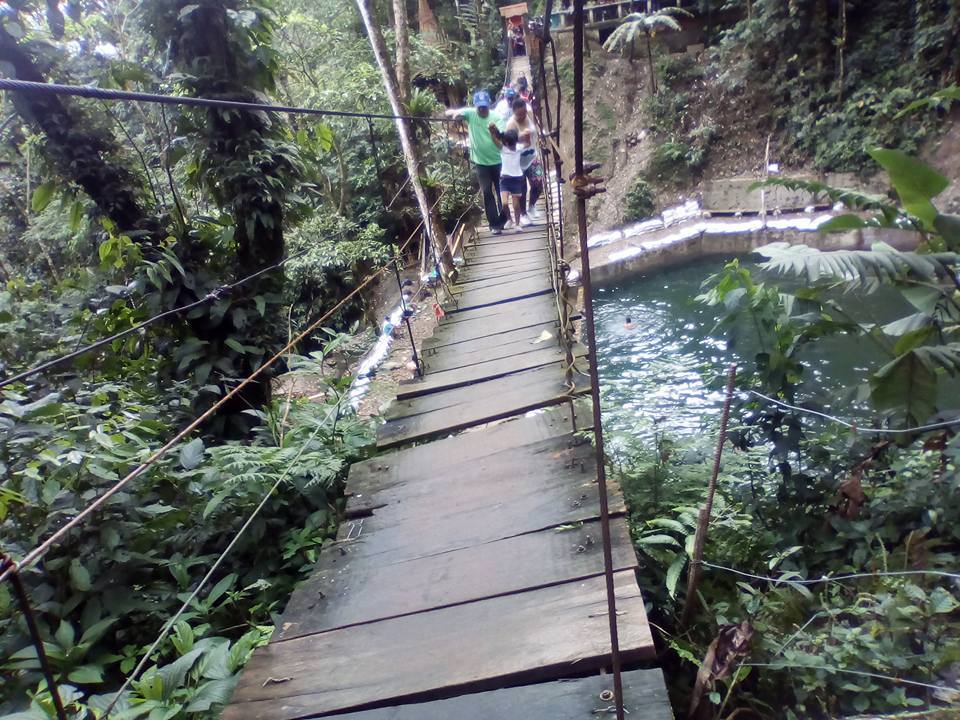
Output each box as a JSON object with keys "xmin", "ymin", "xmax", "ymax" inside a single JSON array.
[
  {"xmin": 466, "ymin": 244, "xmax": 548, "ymax": 262},
  {"xmin": 456, "ymin": 258, "xmax": 550, "ymax": 281},
  {"xmin": 378, "ymin": 365, "xmax": 591, "ymax": 448},
  {"xmin": 424, "ymin": 315, "xmax": 560, "ymax": 350},
  {"xmin": 435, "ymin": 297, "xmax": 557, "ymax": 324},
  {"xmin": 451, "ymin": 277, "xmax": 553, "ymax": 312},
  {"xmin": 349, "ymin": 431, "xmax": 595, "ymax": 514},
  {"xmin": 454, "ymin": 266, "xmax": 544, "ymax": 287},
  {"xmin": 334, "ymin": 474, "xmax": 624, "ymax": 569},
  {"xmin": 464, "ymin": 250, "xmax": 550, "ymax": 269},
  {"xmin": 223, "ymin": 571, "xmax": 654, "ymax": 720},
  {"xmin": 347, "ymin": 404, "xmax": 592, "ymax": 498},
  {"xmin": 423, "ymin": 326, "xmax": 563, "ymax": 372},
  {"xmin": 400, "ymin": 343, "xmax": 586, "ymax": 400},
  {"xmin": 276, "ymin": 519, "xmax": 636, "ymax": 639},
  {"xmin": 292, "ymin": 669, "xmax": 673, "ymax": 720}
]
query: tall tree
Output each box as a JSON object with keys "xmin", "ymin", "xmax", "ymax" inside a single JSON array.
[
  {"xmin": 0, "ymin": 12, "xmax": 155, "ymax": 239},
  {"xmin": 144, "ymin": 0, "xmax": 305, "ymax": 411},
  {"xmin": 393, "ymin": 0, "xmax": 412, "ymax": 102},
  {"xmin": 355, "ymin": 0, "xmax": 451, "ymax": 273}
]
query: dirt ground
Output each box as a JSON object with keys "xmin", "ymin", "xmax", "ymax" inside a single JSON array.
[{"xmin": 548, "ymin": 34, "xmax": 960, "ymax": 234}]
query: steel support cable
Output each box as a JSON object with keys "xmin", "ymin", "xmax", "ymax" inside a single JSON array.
[
  {"xmin": 102, "ymin": 397, "xmax": 346, "ymax": 718},
  {"xmin": 748, "ymin": 389, "xmax": 960, "ymax": 435},
  {"xmin": 0, "ymin": 78, "xmax": 458, "ymax": 124},
  {"xmin": 0, "ymin": 197, "xmax": 443, "ymax": 585},
  {"xmin": 571, "ymin": 3, "xmax": 625, "ymax": 718},
  {"xmin": 700, "ymin": 561, "xmax": 960, "ymax": 585},
  {"xmin": 0, "ymin": 249, "xmax": 309, "ymax": 391}
]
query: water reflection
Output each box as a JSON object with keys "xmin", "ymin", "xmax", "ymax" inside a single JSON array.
[
  {"xmin": 593, "ymin": 255, "xmax": 912, "ymax": 442},
  {"xmin": 595, "ymin": 260, "xmax": 732, "ymax": 441}
]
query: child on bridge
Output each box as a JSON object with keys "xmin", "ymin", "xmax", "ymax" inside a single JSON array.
[{"xmin": 487, "ymin": 126, "xmax": 532, "ymax": 231}]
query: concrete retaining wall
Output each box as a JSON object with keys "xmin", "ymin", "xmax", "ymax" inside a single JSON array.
[{"xmin": 588, "ymin": 222, "xmax": 920, "ymax": 285}]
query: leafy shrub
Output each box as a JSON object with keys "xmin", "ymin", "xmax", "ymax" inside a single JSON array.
[{"xmin": 623, "ymin": 177, "xmax": 655, "ymax": 221}]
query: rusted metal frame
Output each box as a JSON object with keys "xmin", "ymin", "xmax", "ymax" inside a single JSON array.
[
  {"xmin": 366, "ymin": 118, "xmax": 424, "ymax": 377},
  {"xmin": 572, "ymin": 2, "xmax": 624, "ymax": 718},
  {"xmin": 0, "ymin": 554, "xmax": 69, "ymax": 720}
]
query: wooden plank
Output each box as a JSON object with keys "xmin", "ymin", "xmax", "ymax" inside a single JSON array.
[
  {"xmin": 347, "ymin": 403, "xmax": 592, "ymax": 498},
  {"xmin": 377, "ymin": 365, "xmax": 591, "ymax": 448},
  {"xmin": 466, "ymin": 243, "xmax": 547, "ymax": 260},
  {"xmin": 454, "ymin": 266, "xmax": 544, "ymax": 287},
  {"xmin": 451, "ymin": 276, "xmax": 552, "ymax": 312},
  {"xmin": 424, "ymin": 319, "xmax": 558, "ymax": 356},
  {"xmin": 276, "ymin": 519, "xmax": 636, "ymax": 639},
  {"xmin": 336, "ymin": 468, "xmax": 624, "ymax": 569},
  {"xmin": 288, "ymin": 669, "xmax": 673, "ymax": 720},
  {"xmin": 399, "ymin": 343, "xmax": 586, "ymax": 400},
  {"xmin": 223, "ymin": 571, "xmax": 654, "ymax": 720},
  {"xmin": 452, "ymin": 272, "xmax": 552, "ymax": 299},
  {"xmin": 455, "ymin": 259, "xmax": 549, "ymax": 282},
  {"xmin": 349, "ymin": 431, "xmax": 595, "ymax": 515},
  {"xmin": 461, "ymin": 252, "xmax": 550, "ymax": 270},
  {"xmin": 438, "ymin": 292, "xmax": 556, "ymax": 324},
  {"xmin": 424, "ymin": 329, "xmax": 564, "ymax": 373}
]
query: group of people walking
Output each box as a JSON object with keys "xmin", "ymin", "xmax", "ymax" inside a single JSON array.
[{"xmin": 446, "ymin": 77, "xmax": 543, "ymax": 236}]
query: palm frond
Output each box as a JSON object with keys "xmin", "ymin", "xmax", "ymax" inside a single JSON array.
[{"xmin": 756, "ymin": 241, "xmax": 959, "ymax": 291}]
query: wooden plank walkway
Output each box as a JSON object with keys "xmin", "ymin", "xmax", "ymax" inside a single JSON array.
[{"xmin": 224, "ymin": 114, "xmax": 670, "ymax": 720}]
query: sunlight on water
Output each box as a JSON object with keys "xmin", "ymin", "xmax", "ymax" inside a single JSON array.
[
  {"xmin": 593, "ymin": 255, "xmax": 913, "ymax": 443},
  {"xmin": 594, "ymin": 259, "xmax": 733, "ymax": 440}
]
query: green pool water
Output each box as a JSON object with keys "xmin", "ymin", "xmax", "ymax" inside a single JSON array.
[{"xmin": 593, "ymin": 255, "xmax": 913, "ymax": 440}]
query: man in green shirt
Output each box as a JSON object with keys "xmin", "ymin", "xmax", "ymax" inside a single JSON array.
[{"xmin": 446, "ymin": 90, "xmax": 506, "ymax": 234}]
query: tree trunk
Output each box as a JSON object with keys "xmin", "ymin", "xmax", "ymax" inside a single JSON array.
[
  {"xmin": 393, "ymin": 0, "xmax": 412, "ymax": 103},
  {"xmin": 418, "ymin": 0, "xmax": 441, "ymax": 45},
  {"xmin": 646, "ymin": 32, "xmax": 657, "ymax": 96},
  {"xmin": 355, "ymin": 0, "xmax": 452, "ymax": 274},
  {"xmin": 0, "ymin": 26, "xmax": 152, "ymax": 238}
]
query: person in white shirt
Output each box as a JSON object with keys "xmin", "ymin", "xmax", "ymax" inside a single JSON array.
[
  {"xmin": 505, "ymin": 98, "xmax": 543, "ymax": 222},
  {"xmin": 487, "ymin": 126, "xmax": 532, "ymax": 231},
  {"xmin": 492, "ymin": 87, "xmax": 514, "ymax": 121}
]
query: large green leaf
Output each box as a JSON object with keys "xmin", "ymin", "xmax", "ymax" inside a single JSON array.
[
  {"xmin": 31, "ymin": 181, "xmax": 56, "ymax": 213},
  {"xmin": 868, "ymin": 148, "xmax": 948, "ymax": 228},
  {"xmin": 184, "ymin": 677, "xmax": 238, "ymax": 712},
  {"xmin": 179, "ymin": 438, "xmax": 205, "ymax": 470},
  {"xmin": 871, "ymin": 351, "xmax": 939, "ymax": 426}
]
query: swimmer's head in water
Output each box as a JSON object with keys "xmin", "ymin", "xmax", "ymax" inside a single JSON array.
[{"xmin": 625, "ymin": 316, "xmax": 632, "ymax": 324}]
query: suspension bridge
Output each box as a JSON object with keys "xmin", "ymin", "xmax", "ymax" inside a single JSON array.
[
  {"xmin": 0, "ymin": 2, "xmax": 673, "ymax": 719},
  {"xmin": 220, "ymin": 19, "xmax": 671, "ymax": 719}
]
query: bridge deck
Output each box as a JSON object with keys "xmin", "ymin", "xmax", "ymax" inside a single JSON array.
[{"xmin": 223, "ymin": 73, "xmax": 670, "ymax": 720}]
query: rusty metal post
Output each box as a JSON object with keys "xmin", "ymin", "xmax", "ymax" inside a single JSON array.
[
  {"xmin": 0, "ymin": 555, "xmax": 69, "ymax": 720},
  {"xmin": 571, "ymin": 2, "xmax": 624, "ymax": 718},
  {"xmin": 680, "ymin": 364, "xmax": 738, "ymax": 629}
]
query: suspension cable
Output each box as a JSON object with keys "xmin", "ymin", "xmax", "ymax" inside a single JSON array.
[
  {"xmin": 102, "ymin": 396, "xmax": 346, "ymax": 718},
  {"xmin": 700, "ymin": 560, "xmax": 960, "ymax": 584},
  {"xmin": 0, "ymin": 249, "xmax": 309, "ymax": 391},
  {"xmin": 0, "ymin": 197, "xmax": 442, "ymax": 585},
  {"xmin": 0, "ymin": 78, "xmax": 457, "ymax": 123},
  {"xmin": 748, "ymin": 389, "xmax": 960, "ymax": 435}
]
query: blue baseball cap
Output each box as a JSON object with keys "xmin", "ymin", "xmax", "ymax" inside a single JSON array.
[
  {"xmin": 505, "ymin": 87, "xmax": 517, "ymax": 100},
  {"xmin": 473, "ymin": 90, "xmax": 491, "ymax": 108}
]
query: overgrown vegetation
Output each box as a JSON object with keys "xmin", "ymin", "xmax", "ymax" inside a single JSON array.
[
  {"xmin": 602, "ymin": 0, "xmax": 959, "ymax": 192},
  {"xmin": 0, "ymin": 0, "xmax": 499, "ymax": 716},
  {"xmin": 623, "ymin": 177, "xmax": 656, "ymax": 222},
  {"xmin": 609, "ymin": 108, "xmax": 960, "ymax": 717}
]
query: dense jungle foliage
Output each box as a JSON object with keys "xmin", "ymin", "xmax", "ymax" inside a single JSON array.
[
  {"xmin": 600, "ymin": 0, "xmax": 960, "ymax": 187},
  {"xmin": 0, "ymin": 0, "xmax": 505, "ymax": 717},
  {"xmin": 608, "ymin": 110, "xmax": 960, "ymax": 715},
  {"xmin": 1, "ymin": 0, "xmax": 959, "ymax": 719}
]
